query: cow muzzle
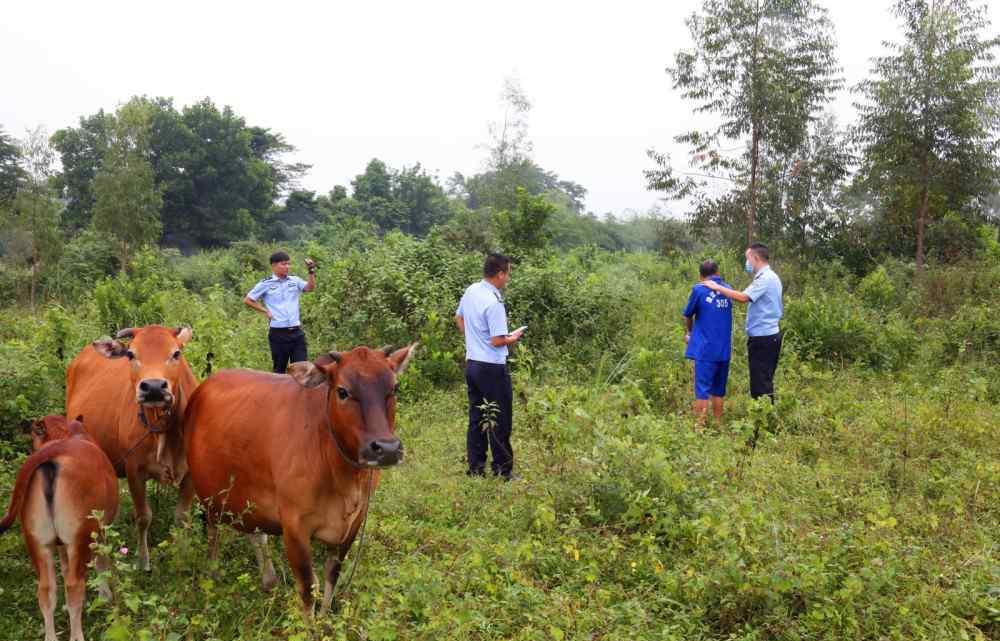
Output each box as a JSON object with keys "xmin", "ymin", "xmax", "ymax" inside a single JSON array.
[
  {"xmin": 359, "ymin": 438, "xmax": 404, "ymax": 468},
  {"xmin": 137, "ymin": 378, "xmax": 173, "ymax": 407}
]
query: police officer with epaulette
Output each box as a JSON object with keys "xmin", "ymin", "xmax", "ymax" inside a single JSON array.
[{"xmin": 243, "ymin": 251, "xmax": 317, "ymax": 373}]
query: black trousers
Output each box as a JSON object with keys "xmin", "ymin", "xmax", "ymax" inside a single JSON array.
[
  {"xmin": 747, "ymin": 332, "xmax": 782, "ymax": 400},
  {"xmin": 465, "ymin": 360, "xmax": 514, "ymax": 476},
  {"xmin": 268, "ymin": 327, "xmax": 308, "ymax": 374}
]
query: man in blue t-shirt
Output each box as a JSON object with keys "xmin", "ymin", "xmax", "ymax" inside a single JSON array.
[{"xmin": 682, "ymin": 260, "xmax": 733, "ymax": 424}]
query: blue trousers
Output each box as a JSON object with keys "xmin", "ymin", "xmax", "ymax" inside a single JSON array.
[{"xmin": 465, "ymin": 360, "xmax": 514, "ymax": 476}]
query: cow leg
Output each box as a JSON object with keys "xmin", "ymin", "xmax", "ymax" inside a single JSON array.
[
  {"xmin": 64, "ymin": 537, "xmax": 91, "ymax": 641},
  {"xmin": 248, "ymin": 532, "xmax": 279, "ymax": 592},
  {"xmin": 126, "ymin": 470, "xmax": 153, "ymax": 571},
  {"xmin": 28, "ymin": 539, "xmax": 58, "ymax": 641},
  {"xmin": 320, "ymin": 544, "xmax": 349, "ymax": 616},
  {"xmin": 174, "ymin": 473, "xmax": 195, "ymax": 527},
  {"xmin": 281, "ymin": 527, "xmax": 316, "ymax": 615}
]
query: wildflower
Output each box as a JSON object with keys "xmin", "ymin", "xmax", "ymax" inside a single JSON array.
[{"xmin": 119, "ymin": 547, "xmax": 129, "ymax": 555}]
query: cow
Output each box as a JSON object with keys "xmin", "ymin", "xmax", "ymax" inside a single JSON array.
[
  {"xmin": 185, "ymin": 343, "xmax": 417, "ymax": 614},
  {"xmin": 0, "ymin": 416, "xmax": 119, "ymax": 641},
  {"xmin": 66, "ymin": 325, "xmax": 198, "ymax": 571}
]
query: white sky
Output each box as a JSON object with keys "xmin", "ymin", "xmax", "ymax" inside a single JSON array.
[{"xmin": 2, "ymin": 1, "xmax": 998, "ymax": 218}]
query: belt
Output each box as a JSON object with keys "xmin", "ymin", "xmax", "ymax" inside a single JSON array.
[{"xmin": 269, "ymin": 326, "xmax": 301, "ymax": 332}]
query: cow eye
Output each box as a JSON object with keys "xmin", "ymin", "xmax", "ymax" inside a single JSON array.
[
  {"xmin": 125, "ymin": 350, "xmax": 135, "ymax": 361},
  {"xmin": 172, "ymin": 350, "xmax": 181, "ymax": 360},
  {"xmin": 336, "ymin": 387, "xmax": 350, "ymax": 401}
]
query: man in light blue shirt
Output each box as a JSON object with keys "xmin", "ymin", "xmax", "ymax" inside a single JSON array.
[
  {"xmin": 702, "ymin": 242, "xmax": 784, "ymax": 401},
  {"xmin": 455, "ymin": 253, "xmax": 524, "ymax": 479},
  {"xmin": 244, "ymin": 251, "xmax": 317, "ymax": 373}
]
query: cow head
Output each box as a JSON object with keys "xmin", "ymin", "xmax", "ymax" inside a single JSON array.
[
  {"xmin": 287, "ymin": 343, "xmax": 418, "ymax": 469},
  {"xmin": 93, "ymin": 326, "xmax": 193, "ymax": 409},
  {"xmin": 92, "ymin": 325, "xmax": 193, "ymax": 483}
]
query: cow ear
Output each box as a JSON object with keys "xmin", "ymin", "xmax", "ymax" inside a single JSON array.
[
  {"xmin": 175, "ymin": 326, "xmax": 193, "ymax": 346},
  {"xmin": 313, "ymin": 351, "xmax": 341, "ymax": 368},
  {"xmin": 287, "ymin": 361, "xmax": 328, "ymax": 388},
  {"xmin": 93, "ymin": 337, "xmax": 129, "ymax": 359},
  {"xmin": 388, "ymin": 342, "xmax": 419, "ymax": 375}
]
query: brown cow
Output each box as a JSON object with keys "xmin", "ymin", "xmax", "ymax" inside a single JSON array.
[
  {"xmin": 185, "ymin": 344, "xmax": 417, "ymax": 614},
  {"xmin": 1, "ymin": 416, "xmax": 119, "ymax": 641},
  {"xmin": 66, "ymin": 325, "xmax": 198, "ymax": 570}
]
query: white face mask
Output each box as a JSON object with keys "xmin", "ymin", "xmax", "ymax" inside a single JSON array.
[{"xmin": 745, "ymin": 259, "xmax": 754, "ymax": 273}]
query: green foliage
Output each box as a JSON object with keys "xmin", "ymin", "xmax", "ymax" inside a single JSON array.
[
  {"xmin": 0, "ymin": 125, "xmax": 19, "ymax": 208},
  {"xmin": 784, "ymin": 291, "xmax": 917, "ymax": 370},
  {"xmin": 341, "ymin": 159, "xmax": 453, "ymax": 236},
  {"xmin": 491, "ymin": 188, "xmax": 555, "ymax": 258},
  {"xmin": 0, "ymin": 238, "xmax": 998, "ymax": 640},
  {"xmin": 92, "ymin": 250, "xmax": 180, "ymax": 333}
]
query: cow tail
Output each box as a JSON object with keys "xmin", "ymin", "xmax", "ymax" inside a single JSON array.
[{"xmin": 0, "ymin": 441, "xmax": 72, "ymax": 535}]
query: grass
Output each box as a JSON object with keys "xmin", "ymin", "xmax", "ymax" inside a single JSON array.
[{"xmin": 0, "ymin": 351, "xmax": 998, "ymax": 640}]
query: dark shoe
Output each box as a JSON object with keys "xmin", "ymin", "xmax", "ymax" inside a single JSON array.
[
  {"xmin": 466, "ymin": 467, "xmax": 486, "ymax": 477},
  {"xmin": 499, "ymin": 473, "xmax": 522, "ymax": 482}
]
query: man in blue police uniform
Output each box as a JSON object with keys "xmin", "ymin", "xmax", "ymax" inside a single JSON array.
[
  {"xmin": 455, "ymin": 253, "xmax": 525, "ymax": 480},
  {"xmin": 683, "ymin": 260, "xmax": 733, "ymax": 424},
  {"xmin": 702, "ymin": 242, "xmax": 784, "ymax": 401},
  {"xmin": 244, "ymin": 251, "xmax": 317, "ymax": 374}
]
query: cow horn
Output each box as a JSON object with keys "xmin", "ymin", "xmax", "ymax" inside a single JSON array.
[
  {"xmin": 327, "ymin": 351, "xmax": 343, "ymax": 363},
  {"xmin": 379, "ymin": 345, "xmax": 394, "ymax": 356},
  {"xmin": 115, "ymin": 328, "xmax": 136, "ymax": 339}
]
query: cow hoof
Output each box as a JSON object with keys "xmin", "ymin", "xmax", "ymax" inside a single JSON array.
[{"xmin": 262, "ymin": 573, "xmax": 280, "ymax": 592}]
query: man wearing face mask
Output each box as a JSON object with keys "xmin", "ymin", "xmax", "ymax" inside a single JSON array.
[{"xmin": 701, "ymin": 242, "xmax": 783, "ymax": 402}]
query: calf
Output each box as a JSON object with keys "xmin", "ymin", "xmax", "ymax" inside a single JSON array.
[{"xmin": 0, "ymin": 416, "xmax": 119, "ymax": 641}]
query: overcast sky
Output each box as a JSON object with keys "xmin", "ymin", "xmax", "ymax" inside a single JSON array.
[{"xmin": 2, "ymin": 1, "xmax": 998, "ymax": 218}]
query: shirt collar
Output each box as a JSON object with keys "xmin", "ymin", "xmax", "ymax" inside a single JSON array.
[
  {"xmin": 754, "ymin": 265, "xmax": 771, "ymax": 279},
  {"xmin": 708, "ymin": 275, "xmax": 723, "ymax": 283},
  {"xmin": 481, "ymin": 279, "xmax": 503, "ymax": 301}
]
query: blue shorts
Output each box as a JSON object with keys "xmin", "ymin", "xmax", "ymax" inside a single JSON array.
[{"xmin": 693, "ymin": 359, "xmax": 730, "ymax": 400}]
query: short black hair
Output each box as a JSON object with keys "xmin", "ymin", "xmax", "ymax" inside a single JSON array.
[
  {"xmin": 699, "ymin": 260, "xmax": 719, "ymax": 278},
  {"xmin": 483, "ymin": 253, "xmax": 513, "ymax": 278},
  {"xmin": 269, "ymin": 251, "xmax": 290, "ymax": 264},
  {"xmin": 748, "ymin": 242, "xmax": 769, "ymax": 262}
]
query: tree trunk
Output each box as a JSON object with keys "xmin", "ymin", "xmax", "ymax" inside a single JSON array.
[
  {"xmin": 747, "ymin": 123, "xmax": 761, "ymax": 246},
  {"xmin": 915, "ymin": 156, "xmax": 930, "ymax": 273},
  {"xmin": 30, "ymin": 248, "xmax": 37, "ymax": 311}
]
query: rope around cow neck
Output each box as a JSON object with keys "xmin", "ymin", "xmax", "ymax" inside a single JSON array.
[
  {"xmin": 320, "ymin": 384, "xmax": 377, "ymax": 600},
  {"xmin": 114, "ymin": 384, "xmax": 183, "ymax": 470},
  {"xmin": 335, "ymin": 469, "xmax": 374, "ymax": 601}
]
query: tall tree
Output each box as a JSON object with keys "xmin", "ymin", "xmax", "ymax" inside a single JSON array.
[
  {"xmin": 852, "ymin": 0, "xmax": 1000, "ymax": 271},
  {"xmin": 50, "ymin": 111, "xmax": 112, "ymax": 231},
  {"xmin": 4, "ymin": 127, "xmax": 62, "ymax": 307},
  {"xmin": 54, "ymin": 97, "xmax": 309, "ymax": 249},
  {"xmin": 346, "ymin": 159, "xmax": 452, "ymax": 235},
  {"xmin": 91, "ymin": 99, "xmax": 163, "ymax": 271},
  {"xmin": 646, "ymin": 0, "xmax": 841, "ymax": 245}
]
